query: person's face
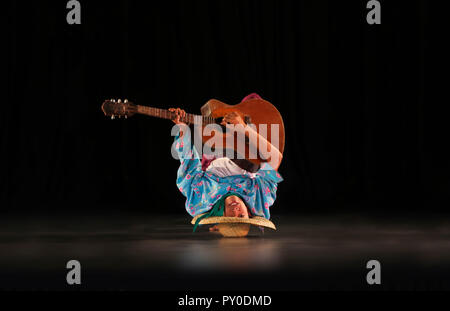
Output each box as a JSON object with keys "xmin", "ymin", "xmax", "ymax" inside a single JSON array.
[{"xmin": 224, "ymin": 195, "xmax": 249, "ymax": 218}]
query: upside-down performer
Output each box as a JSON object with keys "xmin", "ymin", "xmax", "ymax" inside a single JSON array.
[{"xmin": 169, "ymin": 94, "xmax": 284, "ymax": 237}]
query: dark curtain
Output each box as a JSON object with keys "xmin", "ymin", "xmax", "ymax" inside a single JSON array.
[{"xmin": 4, "ymin": 0, "xmax": 445, "ymax": 215}]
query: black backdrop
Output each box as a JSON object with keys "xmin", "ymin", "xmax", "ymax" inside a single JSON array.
[{"xmin": 4, "ymin": 0, "xmax": 446, "ymax": 215}]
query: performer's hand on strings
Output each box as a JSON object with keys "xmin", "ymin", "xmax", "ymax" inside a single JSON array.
[{"xmin": 221, "ymin": 112, "xmax": 245, "ymax": 127}]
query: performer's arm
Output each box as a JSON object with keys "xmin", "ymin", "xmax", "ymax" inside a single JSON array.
[
  {"xmin": 221, "ymin": 112, "xmax": 283, "ymax": 171},
  {"xmin": 169, "ymin": 107, "xmax": 201, "ymax": 161}
]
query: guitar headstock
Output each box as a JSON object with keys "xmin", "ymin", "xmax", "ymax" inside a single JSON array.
[{"xmin": 101, "ymin": 99, "xmax": 137, "ymax": 119}]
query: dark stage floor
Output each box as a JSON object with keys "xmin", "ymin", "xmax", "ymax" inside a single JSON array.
[{"xmin": 1, "ymin": 212, "xmax": 449, "ymax": 290}]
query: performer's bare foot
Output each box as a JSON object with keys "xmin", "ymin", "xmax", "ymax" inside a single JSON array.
[{"xmin": 209, "ymin": 225, "xmax": 219, "ymax": 232}]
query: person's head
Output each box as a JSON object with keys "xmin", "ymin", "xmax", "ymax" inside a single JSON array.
[
  {"xmin": 224, "ymin": 195, "xmax": 250, "ymax": 218},
  {"xmin": 192, "ymin": 192, "xmax": 253, "ymax": 232}
]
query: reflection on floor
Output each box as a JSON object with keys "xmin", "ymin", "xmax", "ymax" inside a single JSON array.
[{"xmin": 1, "ymin": 212, "xmax": 449, "ymax": 290}]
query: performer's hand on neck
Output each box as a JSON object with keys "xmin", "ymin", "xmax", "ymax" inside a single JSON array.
[
  {"xmin": 169, "ymin": 107, "xmax": 186, "ymax": 125},
  {"xmin": 169, "ymin": 107, "xmax": 187, "ymax": 137}
]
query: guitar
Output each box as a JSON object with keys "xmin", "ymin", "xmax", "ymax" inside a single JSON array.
[{"xmin": 101, "ymin": 98, "xmax": 285, "ymax": 167}]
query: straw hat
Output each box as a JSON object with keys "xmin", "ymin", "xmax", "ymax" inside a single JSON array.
[{"xmin": 191, "ymin": 214, "xmax": 276, "ymax": 237}]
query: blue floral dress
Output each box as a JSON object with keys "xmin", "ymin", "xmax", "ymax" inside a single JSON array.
[{"xmin": 173, "ymin": 132, "xmax": 283, "ymax": 219}]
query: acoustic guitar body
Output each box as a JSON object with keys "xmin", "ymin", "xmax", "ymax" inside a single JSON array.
[{"xmin": 200, "ymin": 98, "xmax": 285, "ymax": 166}]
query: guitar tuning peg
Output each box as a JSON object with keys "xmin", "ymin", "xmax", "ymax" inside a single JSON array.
[
  {"xmin": 111, "ymin": 115, "xmax": 115, "ymax": 120},
  {"xmin": 118, "ymin": 99, "xmax": 122, "ymax": 103},
  {"xmin": 124, "ymin": 99, "xmax": 128, "ymax": 103},
  {"xmin": 125, "ymin": 115, "xmax": 128, "ymax": 119}
]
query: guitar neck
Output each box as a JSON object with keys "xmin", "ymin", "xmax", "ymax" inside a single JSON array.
[{"xmin": 136, "ymin": 105, "xmax": 214, "ymax": 125}]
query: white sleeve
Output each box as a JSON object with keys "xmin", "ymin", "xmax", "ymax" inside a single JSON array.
[{"xmin": 205, "ymin": 157, "xmax": 257, "ymax": 178}]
